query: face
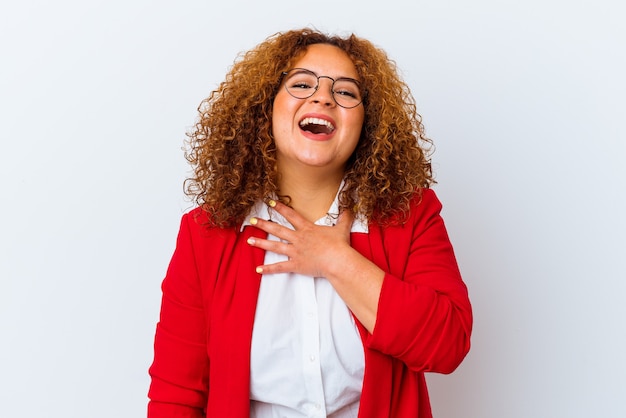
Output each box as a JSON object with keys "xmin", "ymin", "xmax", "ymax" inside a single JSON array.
[{"xmin": 272, "ymin": 43, "xmax": 365, "ymax": 178}]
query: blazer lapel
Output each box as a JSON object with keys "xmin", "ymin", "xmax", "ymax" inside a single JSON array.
[
  {"xmin": 350, "ymin": 226, "xmax": 394, "ymax": 418},
  {"xmin": 207, "ymin": 225, "xmax": 267, "ymax": 417}
]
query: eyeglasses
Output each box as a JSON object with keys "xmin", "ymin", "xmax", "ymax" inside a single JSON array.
[{"xmin": 281, "ymin": 68, "xmax": 364, "ymax": 109}]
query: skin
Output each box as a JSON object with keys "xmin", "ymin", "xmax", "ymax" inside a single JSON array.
[
  {"xmin": 271, "ymin": 43, "xmax": 365, "ymax": 221},
  {"xmin": 246, "ymin": 44, "xmax": 385, "ymax": 333}
]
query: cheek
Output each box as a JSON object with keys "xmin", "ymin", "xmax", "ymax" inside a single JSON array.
[
  {"xmin": 347, "ymin": 111, "xmax": 365, "ymax": 143},
  {"xmin": 345, "ymin": 115, "xmax": 364, "ymax": 155},
  {"xmin": 345, "ymin": 105, "xmax": 365, "ymax": 127},
  {"xmin": 271, "ymin": 112, "xmax": 290, "ymax": 140},
  {"xmin": 271, "ymin": 94, "xmax": 294, "ymax": 134}
]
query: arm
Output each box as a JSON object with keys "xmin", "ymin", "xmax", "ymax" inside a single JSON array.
[
  {"xmin": 148, "ymin": 213, "xmax": 210, "ymax": 418},
  {"xmin": 365, "ymin": 190, "xmax": 472, "ymax": 374}
]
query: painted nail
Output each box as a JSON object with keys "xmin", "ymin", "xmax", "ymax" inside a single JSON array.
[
  {"xmin": 255, "ymin": 266, "xmax": 263, "ymax": 274},
  {"xmin": 247, "ymin": 237, "xmax": 255, "ymax": 245},
  {"xmin": 250, "ymin": 217, "xmax": 258, "ymax": 225},
  {"xmin": 268, "ymin": 199, "xmax": 276, "ymax": 208}
]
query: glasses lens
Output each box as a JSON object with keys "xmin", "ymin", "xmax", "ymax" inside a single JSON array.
[
  {"xmin": 284, "ymin": 70, "xmax": 318, "ymax": 99},
  {"xmin": 332, "ymin": 79, "xmax": 362, "ymax": 108}
]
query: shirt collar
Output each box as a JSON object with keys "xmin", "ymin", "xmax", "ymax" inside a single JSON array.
[{"xmin": 240, "ymin": 184, "xmax": 368, "ymax": 233}]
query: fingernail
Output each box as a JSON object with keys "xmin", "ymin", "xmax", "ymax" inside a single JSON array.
[
  {"xmin": 268, "ymin": 199, "xmax": 276, "ymax": 208},
  {"xmin": 247, "ymin": 237, "xmax": 255, "ymax": 245},
  {"xmin": 250, "ymin": 217, "xmax": 258, "ymax": 225},
  {"xmin": 255, "ymin": 266, "xmax": 263, "ymax": 274}
]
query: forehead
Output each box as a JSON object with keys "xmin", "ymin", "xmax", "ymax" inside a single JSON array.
[{"xmin": 291, "ymin": 43, "xmax": 359, "ymax": 79}]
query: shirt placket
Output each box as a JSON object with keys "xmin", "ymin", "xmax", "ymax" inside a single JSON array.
[{"xmin": 298, "ymin": 274, "xmax": 327, "ymax": 417}]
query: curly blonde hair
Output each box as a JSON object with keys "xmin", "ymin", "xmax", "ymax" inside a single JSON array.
[{"xmin": 185, "ymin": 28, "xmax": 434, "ymax": 228}]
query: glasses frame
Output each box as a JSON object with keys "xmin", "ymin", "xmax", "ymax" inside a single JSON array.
[{"xmin": 280, "ymin": 68, "xmax": 364, "ymax": 109}]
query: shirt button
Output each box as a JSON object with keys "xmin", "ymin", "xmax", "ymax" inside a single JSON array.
[
  {"xmin": 309, "ymin": 355, "xmax": 316, "ymax": 362},
  {"xmin": 315, "ymin": 403, "xmax": 321, "ymax": 410}
]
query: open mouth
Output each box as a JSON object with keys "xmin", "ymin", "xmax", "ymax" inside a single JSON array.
[{"xmin": 299, "ymin": 117, "xmax": 335, "ymax": 135}]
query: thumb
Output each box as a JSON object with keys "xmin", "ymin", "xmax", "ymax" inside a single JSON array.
[{"xmin": 336, "ymin": 208, "xmax": 355, "ymax": 232}]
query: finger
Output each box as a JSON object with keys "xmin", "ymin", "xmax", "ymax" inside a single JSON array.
[
  {"xmin": 267, "ymin": 199, "xmax": 310, "ymax": 230},
  {"xmin": 246, "ymin": 235, "xmax": 293, "ymax": 257},
  {"xmin": 249, "ymin": 216, "xmax": 297, "ymax": 242},
  {"xmin": 254, "ymin": 260, "xmax": 294, "ymax": 275}
]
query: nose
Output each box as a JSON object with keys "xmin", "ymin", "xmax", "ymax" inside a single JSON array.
[{"xmin": 310, "ymin": 76, "xmax": 335, "ymax": 106}]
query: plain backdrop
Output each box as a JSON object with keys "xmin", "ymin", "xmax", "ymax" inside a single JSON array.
[{"xmin": 1, "ymin": 0, "xmax": 624, "ymax": 417}]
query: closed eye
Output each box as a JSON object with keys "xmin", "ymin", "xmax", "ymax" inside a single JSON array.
[
  {"xmin": 290, "ymin": 81, "xmax": 314, "ymax": 89},
  {"xmin": 334, "ymin": 89, "xmax": 358, "ymax": 98},
  {"xmin": 333, "ymin": 79, "xmax": 361, "ymax": 99}
]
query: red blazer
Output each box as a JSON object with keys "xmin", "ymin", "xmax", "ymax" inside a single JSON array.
[{"xmin": 148, "ymin": 189, "xmax": 472, "ymax": 418}]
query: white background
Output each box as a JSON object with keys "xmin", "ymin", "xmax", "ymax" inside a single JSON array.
[{"xmin": 1, "ymin": 0, "xmax": 625, "ymax": 417}]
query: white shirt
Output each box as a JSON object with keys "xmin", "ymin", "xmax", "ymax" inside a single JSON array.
[{"xmin": 243, "ymin": 195, "xmax": 368, "ymax": 418}]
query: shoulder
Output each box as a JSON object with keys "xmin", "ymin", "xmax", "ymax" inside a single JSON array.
[
  {"xmin": 366, "ymin": 188, "xmax": 444, "ymax": 241},
  {"xmin": 184, "ymin": 206, "xmax": 210, "ymax": 227},
  {"xmin": 179, "ymin": 207, "xmax": 239, "ymax": 242},
  {"xmin": 387, "ymin": 188, "xmax": 443, "ymax": 228},
  {"xmin": 411, "ymin": 188, "xmax": 440, "ymax": 207}
]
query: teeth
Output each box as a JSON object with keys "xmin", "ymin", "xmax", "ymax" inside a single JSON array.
[{"xmin": 299, "ymin": 117, "xmax": 335, "ymax": 131}]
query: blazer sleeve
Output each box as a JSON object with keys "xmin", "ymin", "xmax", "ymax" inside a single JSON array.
[
  {"xmin": 148, "ymin": 213, "xmax": 210, "ymax": 418},
  {"xmin": 364, "ymin": 189, "xmax": 473, "ymax": 374}
]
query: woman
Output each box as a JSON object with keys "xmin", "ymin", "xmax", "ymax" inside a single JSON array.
[{"xmin": 148, "ymin": 28, "xmax": 472, "ymax": 418}]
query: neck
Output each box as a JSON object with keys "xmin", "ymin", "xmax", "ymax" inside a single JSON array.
[{"xmin": 277, "ymin": 164, "xmax": 345, "ymax": 223}]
